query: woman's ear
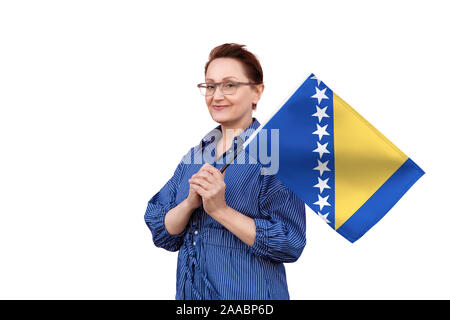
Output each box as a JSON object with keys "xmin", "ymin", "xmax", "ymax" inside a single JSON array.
[{"xmin": 252, "ymin": 83, "xmax": 264, "ymax": 109}]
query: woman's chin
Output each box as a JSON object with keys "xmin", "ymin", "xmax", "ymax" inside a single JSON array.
[{"xmin": 210, "ymin": 110, "xmax": 233, "ymax": 122}]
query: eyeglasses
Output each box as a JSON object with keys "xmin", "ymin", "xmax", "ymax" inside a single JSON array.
[{"xmin": 197, "ymin": 81, "xmax": 262, "ymax": 96}]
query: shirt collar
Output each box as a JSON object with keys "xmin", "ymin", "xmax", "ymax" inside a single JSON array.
[{"xmin": 198, "ymin": 117, "xmax": 261, "ymax": 152}]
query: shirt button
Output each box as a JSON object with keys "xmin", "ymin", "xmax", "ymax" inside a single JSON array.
[
  {"xmin": 194, "ymin": 230, "xmax": 198, "ymax": 235},
  {"xmin": 193, "ymin": 241, "xmax": 196, "ymax": 246}
]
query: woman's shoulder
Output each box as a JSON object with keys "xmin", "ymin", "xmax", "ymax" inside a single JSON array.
[{"xmin": 179, "ymin": 145, "xmax": 197, "ymax": 165}]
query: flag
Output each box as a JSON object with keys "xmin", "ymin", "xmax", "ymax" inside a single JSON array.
[{"xmin": 248, "ymin": 73, "xmax": 424, "ymax": 242}]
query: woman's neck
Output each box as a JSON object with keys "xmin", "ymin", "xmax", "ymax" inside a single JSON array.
[
  {"xmin": 215, "ymin": 116, "xmax": 253, "ymax": 159},
  {"xmin": 220, "ymin": 117, "xmax": 253, "ymax": 143}
]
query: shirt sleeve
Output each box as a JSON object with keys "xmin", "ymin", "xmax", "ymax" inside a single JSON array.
[
  {"xmin": 249, "ymin": 175, "xmax": 307, "ymax": 263},
  {"xmin": 144, "ymin": 159, "xmax": 187, "ymax": 252}
]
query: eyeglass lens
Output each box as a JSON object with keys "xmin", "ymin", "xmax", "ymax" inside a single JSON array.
[{"xmin": 200, "ymin": 82, "xmax": 237, "ymax": 96}]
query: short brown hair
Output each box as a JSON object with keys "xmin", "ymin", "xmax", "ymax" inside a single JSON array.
[{"xmin": 204, "ymin": 43, "xmax": 263, "ymax": 110}]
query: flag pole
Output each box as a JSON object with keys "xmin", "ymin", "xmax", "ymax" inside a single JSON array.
[{"xmin": 219, "ymin": 147, "xmax": 242, "ymax": 173}]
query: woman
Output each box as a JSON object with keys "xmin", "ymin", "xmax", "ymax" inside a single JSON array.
[{"xmin": 144, "ymin": 43, "xmax": 306, "ymax": 300}]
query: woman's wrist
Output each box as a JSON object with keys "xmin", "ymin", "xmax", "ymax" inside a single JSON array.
[
  {"xmin": 183, "ymin": 198, "xmax": 198, "ymax": 212},
  {"xmin": 208, "ymin": 204, "xmax": 230, "ymax": 221}
]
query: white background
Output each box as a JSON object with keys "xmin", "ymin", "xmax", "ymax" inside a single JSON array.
[{"xmin": 0, "ymin": 0, "xmax": 448, "ymax": 299}]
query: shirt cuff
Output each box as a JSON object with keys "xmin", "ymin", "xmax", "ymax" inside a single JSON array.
[
  {"xmin": 145, "ymin": 200, "xmax": 186, "ymax": 252},
  {"xmin": 249, "ymin": 218, "xmax": 288, "ymax": 259}
]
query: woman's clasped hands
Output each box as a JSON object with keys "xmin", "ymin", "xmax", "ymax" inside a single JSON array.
[{"xmin": 188, "ymin": 163, "xmax": 227, "ymax": 218}]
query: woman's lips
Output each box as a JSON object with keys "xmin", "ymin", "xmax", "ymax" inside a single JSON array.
[{"xmin": 212, "ymin": 105, "xmax": 229, "ymax": 110}]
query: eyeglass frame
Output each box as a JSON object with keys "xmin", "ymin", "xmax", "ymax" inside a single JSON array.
[{"xmin": 197, "ymin": 80, "xmax": 263, "ymax": 96}]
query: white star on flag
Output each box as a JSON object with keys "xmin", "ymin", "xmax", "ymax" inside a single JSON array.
[
  {"xmin": 310, "ymin": 75, "xmax": 321, "ymax": 86},
  {"xmin": 314, "ymin": 194, "xmax": 331, "ymax": 211},
  {"xmin": 312, "ymin": 123, "xmax": 329, "ymax": 141},
  {"xmin": 318, "ymin": 212, "xmax": 331, "ymax": 224},
  {"xmin": 313, "ymin": 159, "xmax": 331, "ymax": 176},
  {"xmin": 313, "ymin": 141, "xmax": 330, "ymax": 158},
  {"xmin": 314, "ymin": 177, "xmax": 331, "ymax": 193},
  {"xmin": 311, "ymin": 105, "xmax": 329, "ymax": 123},
  {"xmin": 311, "ymin": 87, "xmax": 329, "ymax": 104}
]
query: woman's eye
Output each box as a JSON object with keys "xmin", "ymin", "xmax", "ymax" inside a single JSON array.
[
  {"xmin": 207, "ymin": 85, "xmax": 215, "ymax": 89},
  {"xmin": 225, "ymin": 83, "xmax": 235, "ymax": 87}
]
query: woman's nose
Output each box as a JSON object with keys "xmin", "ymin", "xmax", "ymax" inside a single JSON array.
[{"xmin": 213, "ymin": 86, "xmax": 225, "ymax": 99}]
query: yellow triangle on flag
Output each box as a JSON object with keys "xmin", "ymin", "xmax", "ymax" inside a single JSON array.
[{"xmin": 333, "ymin": 93, "xmax": 408, "ymax": 230}]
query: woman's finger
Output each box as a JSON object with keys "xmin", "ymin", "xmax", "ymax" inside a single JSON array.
[
  {"xmin": 196, "ymin": 170, "xmax": 215, "ymax": 184},
  {"xmin": 191, "ymin": 183, "xmax": 207, "ymax": 197},
  {"xmin": 206, "ymin": 167, "xmax": 225, "ymax": 181},
  {"xmin": 201, "ymin": 165, "xmax": 224, "ymax": 181},
  {"xmin": 189, "ymin": 177, "xmax": 212, "ymax": 190}
]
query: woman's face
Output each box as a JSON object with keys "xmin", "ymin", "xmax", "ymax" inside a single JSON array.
[{"xmin": 204, "ymin": 57, "xmax": 263, "ymax": 126}]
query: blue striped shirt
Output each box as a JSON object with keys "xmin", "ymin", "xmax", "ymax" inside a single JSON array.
[{"xmin": 144, "ymin": 117, "xmax": 306, "ymax": 300}]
